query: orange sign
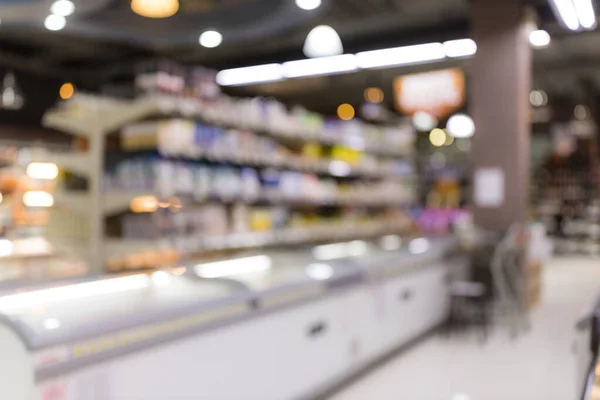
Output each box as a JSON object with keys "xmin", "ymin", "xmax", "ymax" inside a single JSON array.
[{"xmin": 394, "ymin": 68, "xmax": 465, "ymax": 119}]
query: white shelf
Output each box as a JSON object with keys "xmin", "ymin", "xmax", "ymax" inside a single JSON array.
[
  {"xmin": 37, "ymin": 152, "xmax": 90, "ymax": 177},
  {"xmin": 103, "ymin": 191, "xmax": 151, "ymax": 215},
  {"xmin": 53, "ymin": 190, "xmax": 152, "ymax": 215},
  {"xmin": 0, "ymin": 238, "xmax": 56, "ymax": 261},
  {"xmin": 104, "ymin": 220, "xmax": 410, "ymax": 262},
  {"xmin": 44, "ymin": 94, "xmax": 413, "ymax": 158},
  {"xmin": 52, "ymin": 191, "xmax": 91, "ymax": 214},
  {"xmin": 42, "ymin": 93, "xmax": 416, "ymax": 272},
  {"xmin": 42, "ymin": 95, "xmax": 162, "ymax": 138},
  {"xmin": 42, "ymin": 111, "xmax": 94, "ymax": 138}
]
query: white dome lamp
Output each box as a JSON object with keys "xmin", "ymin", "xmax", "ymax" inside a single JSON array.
[
  {"xmin": 446, "ymin": 113, "xmax": 475, "ymax": 138},
  {"xmin": 303, "ymin": 25, "xmax": 343, "ymax": 58}
]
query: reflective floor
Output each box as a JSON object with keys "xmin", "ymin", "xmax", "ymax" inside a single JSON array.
[{"xmin": 330, "ymin": 257, "xmax": 600, "ymax": 400}]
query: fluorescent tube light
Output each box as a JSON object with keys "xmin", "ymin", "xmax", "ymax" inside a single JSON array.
[
  {"xmin": 573, "ymin": 0, "xmax": 597, "ymax": 29},
  {"xmin": 282, "ymin": 54, "xmax": 358, "ymax": 78},
  {"xmin": 551, "ymin": 0, "xmax": 581, "ymax": 30},
  {"xmin": 195, "ymin": 255, "xmax": 272, "ymax": 278},
  {"xmin": 356, "ymin": 43, "xmax": 445, "ymax": 69},
  {"xmin": 443, "ymin": 39, "xmax": 477, "ymax": 58},
  {"xmin": 216, "ymin": 64, "xmax": 283, "ymax": 86}
]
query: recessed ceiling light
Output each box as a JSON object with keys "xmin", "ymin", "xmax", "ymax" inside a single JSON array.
[
  {"xmin": 529, "ymin": 30, "xmax": 551, "ymax": 48},
  {"xmin": 199, "ymin": 30, "xmax": 223, "ymax": 48},
  {"xmin": 131, "ymin": 0, "xmax": 179, "ymax": 18},
  {"xmin": 50, "ymin": 0, "xmax": 75, "ymax": 17},
  {"xmin": 59, "ymin": 82, "xmax": 75, "ymax": 100},
  {"xmin": 296, "ymin": 0, "xmax": 322, "ymax": 10},
  {"xmin": 446, "ymin": 114, "xmax": 475, "ymax": 138},
  {"xmin": 44, "ymin": 14, "xmax": 66, "ymax": 31}
]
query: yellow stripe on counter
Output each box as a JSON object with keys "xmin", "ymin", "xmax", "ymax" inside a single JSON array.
[{"xmin": 69, "ymin": 303, "xmax": 250, "ymax": 360}]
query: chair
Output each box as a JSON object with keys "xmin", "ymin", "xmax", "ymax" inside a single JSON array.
[{"xmin": 446, "ymin": 224, "xmax": 530, "ymax": 340}]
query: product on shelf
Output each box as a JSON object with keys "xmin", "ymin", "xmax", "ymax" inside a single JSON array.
[{"xmin": 40, "ymin": 59, "xmax": 419, "ymax": 273}]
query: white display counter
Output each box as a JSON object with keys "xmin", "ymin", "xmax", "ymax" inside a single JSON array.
[{"xmin": 0, "ymin": 236, "xmax": 466, "ymax": 400}]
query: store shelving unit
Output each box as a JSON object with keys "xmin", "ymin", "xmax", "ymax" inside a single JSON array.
[{"xmin": 42, "ymin": 93, "xmax": 416, "ymax": 272}]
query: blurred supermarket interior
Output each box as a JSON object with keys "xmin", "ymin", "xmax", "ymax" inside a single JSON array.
[{"xmin": 2, "ymin": 0, "xmax": 600, "ymax": 399}]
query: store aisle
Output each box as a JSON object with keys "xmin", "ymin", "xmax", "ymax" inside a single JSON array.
[{"xmin": 330, "ymin": 257, "xmax": 600, "ymax": 400}]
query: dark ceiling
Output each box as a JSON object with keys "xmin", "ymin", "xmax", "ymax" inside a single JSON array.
[
  {"xmin": 0, "ymin": 0, "xmax": 599, "ymax": 119},
  {"xmin": 0, "ymin": 0, "xmax": 470, "ymax": 81}
]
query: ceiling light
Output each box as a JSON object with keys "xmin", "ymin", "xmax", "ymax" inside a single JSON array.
[
  {"xmin": 59, "ymin": 82, "xmax": 75, "ymax": 100},
  {"xmin": 443, "ymin": 39, "xmax": 477, "ymax": 58},
  {"xmin": 131, "ymin": 0, "xmax": 179, "ymax": 18},
  {"xmin": 195, "ymin": 255, "xmax": 272, "ymax": 278},
  {"xmin": 23, "ymin": 191, "xmax": 54, "ymax": 208},
  {"xmin": 216, "ymin": 64, "xmax": 283, "ymax": 86},
  {"xmin": 303, "ymin": 25, "xmax": 344, "ymax": 58},
  {"xmin": 44, "ymin": 14, "xmax": 66, "ymax": 31},
  {"xmin": 573, "ymin": 0, "xmax": 597, "ymax": 29},
  {"xmin": 199, "ymin": 30, "xmax": 223, "ymax": 48},
  {"xmin": 283, "ymin": 54, "xmax": 358, "ymax": 78},
  {"xmin": 429, "ymin": 128, "xmax": 446, "ymax": 147},
  {"xmin": 550, "ymin": 0, "xmax": 581, "ymax": 30},
  {"xmin": 337, "ymin": 103, "xmax": 355, "ymax": 121},
  {"xmin": 296, "ymin": 0, "xmax": 322, "ymax": 10},
  {"xmin": 50, "ymin": 0, "xmax": 75, "ymax": 17},
  {"xmin": 529, "ymin": 30, "xmax": 551, "ymax": 47},
  {"xmin": 413, "ymin": 111, "xmax": 438, "ymax": 131},
  {"xmin": 27, "ymin": 163, "xmax": 59, "ymax": 180},
  {"xmin": 364, "ymin": 87, "xmax": 384, "ymax": 103},
  {"xmin": 356, "ymin": 43, "xmax": 445, "ymax": 69},
  {"xmin": 446, "ymin": 114, "xmax": 475, "ymax": 138}
]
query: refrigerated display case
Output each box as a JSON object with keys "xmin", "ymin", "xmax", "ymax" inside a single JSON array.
[{"xmin": 0, "ymin": 235, "xmax": 464, "ymax": 400}]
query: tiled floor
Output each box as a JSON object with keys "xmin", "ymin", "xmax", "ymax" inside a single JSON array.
[{"xmin": 330, "ymin": 257, "xmax": 600, "ymax": 400}]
